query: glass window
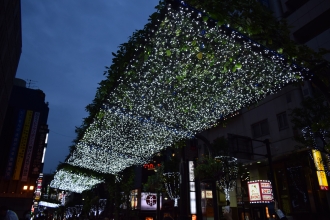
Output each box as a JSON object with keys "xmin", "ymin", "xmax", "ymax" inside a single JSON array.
[
  {"xmin": 277, "ymin": 112, "xmax": 289, "ymax": 130},
  {"xmin": 251, "ymin": 119, "xmax": 269, "ymax": 138}
]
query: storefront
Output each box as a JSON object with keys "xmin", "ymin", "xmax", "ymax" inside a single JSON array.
[{"xmin": 272, "ymin": 151, "xmax": 329, "ymax": 219}]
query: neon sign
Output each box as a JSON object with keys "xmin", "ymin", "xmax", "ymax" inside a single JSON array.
[
  {"xmin": 143, "ymin": 163, "xmax": 161, "ymax": 170},
  {"xmin": 312, "ymin": 150, "xmax": 329, "ymax": 190}
]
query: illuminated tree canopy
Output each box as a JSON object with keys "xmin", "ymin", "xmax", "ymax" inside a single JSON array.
[
  {"xmin": 52, "ymin": 0, "xmax": 313, "ymax": 191},
  {"xmin": 50, "ymin": 169, "xmax": 104, "ymax": 193}
]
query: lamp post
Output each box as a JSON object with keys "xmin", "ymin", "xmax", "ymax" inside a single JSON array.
[
  {"xmin": 247, "ymin": 138, "xmax": 278, "ymax": 219},
  {"xmin": 195, "ymin": 134, "xmax": 220, "ymax": 220},
  {"xmin": 227, "ymin": 134, "xmax": 280, "ymax": 218},
  {"xmin": 251, "ymin": 139, "xmax": 278, "ymax": 206}
]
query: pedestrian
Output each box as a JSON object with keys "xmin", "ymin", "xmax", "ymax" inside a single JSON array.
[
  {"xmin": 0, "ymin": 206, "xmax": 19, "ymax": 220},
  {"xmin": 222, "ymin": 200, "xmax": 233, "ymax": 220}
]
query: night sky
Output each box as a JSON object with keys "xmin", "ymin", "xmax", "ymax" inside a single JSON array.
[{"xmin": 16, "ymin": 0, "xmax": 159, "ymax": 173}]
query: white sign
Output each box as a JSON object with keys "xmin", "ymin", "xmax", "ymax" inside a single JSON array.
[
  {"xmin": 189, "ymin": 161, "xmax": 196, "ymax": 215},
  {"xmin": 190, "ymin": 182, "xmax": 195, "ymax": 191},
  {"xmin": 248, "ymin": 180, "xmax": 273, "ymax": 203},
  {"xmin": 140, "ymin": 193, "xmax": 162, "ymax": 210},
  {"xmin": 189, "ymin": 161, "xmax": 195, "ymax": 181},
  {"xmin": 205, "ymin": 190, "xmax": 213, "ymax": 199},
  {"xmin": 248, "ymin": 183, "xmax": 261, "ymax": 201}
]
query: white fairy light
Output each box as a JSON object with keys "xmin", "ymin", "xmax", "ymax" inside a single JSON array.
[
  {"xmin": 163, "ymin": 172, "xmax": 181, "ymax": 207},
  {"xmin": 215, "ymin": 156, "xmax": 238, "ymax": 201},
  {"xmin": 50, "ymin": 170, "xmax": 103, "ymax": 193},
  {"xmin": 67, "ymin": 1, "xmax": 309, "ymax": 174}
]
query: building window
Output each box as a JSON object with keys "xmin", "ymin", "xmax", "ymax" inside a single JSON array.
[
  {"xmin": 293, "ymin": 8, "xmax": 330, "ymax": 43},
  {"xmin": 286, "ymin": 93, "xmax": 292, "ymax": 103},
  {"xmin": 282, "ymin": 0, "xmax": 309, "ymax": 17},
  {"xmin": 251, "ymin": 119, "xmax": 269, "ymax": 138},
  {"xmin": 277, "ymin": 112, "xmax": 289, "ymax": 130}
]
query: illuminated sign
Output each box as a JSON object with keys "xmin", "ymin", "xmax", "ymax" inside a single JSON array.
[
  {"xmin": 143, "ymin": 163, "xmax": 160, "ymax": 170},
  {"xmin": 201, "ymin": 190, "xmax": 213, "ymax": 199},
  {"xmin": 141, "ymin": 193, "xmax": 162, "ymax": 210},
  {"xmin": 34, "ymin": 173, "xmax": 43, "ymax": 209},
  {"xmin": 39, "ymin": 201, "xmax": 59, "ymax": 208},
  {"xmin": 13, "ymin": 110, "xmax": 33, "ymax": 180},
  {"xmin": 190, "ymin": 182, "xmax": 195, "ymax": 191},
  {"xmin": 189, "ymin": 161, "xmax": 195, "ymax": 181},
  {"xmin": 190, "ymin": 192, "xmax": 196, "ymax": 214},
  {"xmin": 189, "ymin": 161, "xmax": 196, "ymax": 214},
  {"xmin": 5, "ymin": 109, "xmax": 26, "ymax": 180},
  {"xmin": 248, "ymin": 180, "xmax": 273, "ymax": 203},
  {"xmin": 31, "ymin": 125, "xmax": 48, "ymax": 176},
  {"xmin": 130, "ymin": 189, "xmax": 138, "ymax": 209},
  {"xmin": 312, "ymin": 150, "xmax": 329, "ymax": 190},
  {"xmin": 22, "ymin": 112, "xmax": 40, "ymax": 182},
  {"xmin": 205, "ymin": 190, "xmax": 213, "ymax": 199}
]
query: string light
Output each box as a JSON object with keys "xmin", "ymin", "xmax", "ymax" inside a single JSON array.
[
  {"xmin": 59, "ymin": 0, "xmax": 309, "ymax": 187},
  {"xmin": 163, "ymin": 172, "xmax": 181, "ymax": 207},
  {"xmin": 215, "ymin": 156, "xmax": 238, "ymax": 200},
  {"xmin": 50, "ymin": 170, "xmax": 103, "ymax": 193}
]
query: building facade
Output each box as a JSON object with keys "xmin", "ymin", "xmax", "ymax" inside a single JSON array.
[
  {"xmin": 0, "ymin": 0, "xmax": 22, "ymax": 135},
  {"xmin": 193, "ymin": 81, "xmax": 330, "ymax": 219},
  {"xmin": 189, "ymin": 1, "xmax": 330, "ymax": 219},
  {"xmin": 271, "ymin": 0, "xmax": 330, "ymax": 61},
  {"xmin": 0, "ymin": 79, "xmax": 49, "ymax": 218}
]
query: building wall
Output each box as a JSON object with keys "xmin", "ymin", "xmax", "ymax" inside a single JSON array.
[
  {"xmin": 194, "ymin": 1, "xmax": 330, "ymax": 217},
  {"xmin": 0, "ymin": 0, "xmax": 22, "ymax": 135},
  {"xmin": 277, "ymin": 0, "xmax": 330, "ymax": 61},
  {"xmin": 198, "ymin": 83, "xmax": 306, "ymax": 161},
  {"xmin": 0, "ymin": 79, "xmax": 49, "ymax": 217}
]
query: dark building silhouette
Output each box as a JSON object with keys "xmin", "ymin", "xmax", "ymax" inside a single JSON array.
[
  {"xmin": 0, "ymin": 78, "xmax": 49, "ymax": 218},
  {"xmin": 0, "ymin": 0, "xmax": 22, "ymax": 135}
]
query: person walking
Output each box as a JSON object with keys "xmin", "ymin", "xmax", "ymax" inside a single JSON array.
[{"xmin": 0, "ymin": 206, "xmax": 19, "ymax": 220}]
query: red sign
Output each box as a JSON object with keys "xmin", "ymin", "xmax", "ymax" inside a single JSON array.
[
  {"xmin": 248, "ymin": 180, "xmax": 273, "ymax": 203},
  {"xmin": 143, "ymin": 163, "xmax": 160, "ymax": 170}
]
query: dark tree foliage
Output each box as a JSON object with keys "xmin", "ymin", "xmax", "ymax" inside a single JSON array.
[{"xmin": 290, "ymin": 95, "xmax": 330, "ymax": 152}]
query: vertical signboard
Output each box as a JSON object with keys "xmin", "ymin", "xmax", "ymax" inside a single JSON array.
[
  {"xmin": 248, "ymin": 180, "xmax": 273, "ymax": 203},
  {"xmin": 21, "ymin": 112, "xmax": 40, "ymax": 181},
  {"xmin": 31, "ymin": 125, "xmax": 48, "ymax": 176},
  {"xmin": 13, "ymin": 110, "xmax": 33, "ymax": 180},
  {"xmin": 189, "ymin": 161, "xmax": 197, "ymax": 214},
  {"xmin": 312, "ymin": 149, "xmax": 329, "ymax": 190},
  {"xmin": 33, "ymin": 173, "xmax": 43, "ymax": 210},
  {"xmin": 4, "ymin": 109, "xmax": 26, "ymax": 180}
]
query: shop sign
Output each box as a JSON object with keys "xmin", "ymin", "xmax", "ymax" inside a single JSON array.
[
  {"xmin": 189, "ymin": 161, "xmax": 196, "ymax": 214},
  {"xmin": 141, "ymin": 192, "xmax": 162, "ymax": 210},
  {"xmin": 143, "ymin": 163, "xmax": 160, "ymax": 170},
  {"xmin": 312, "ymin": 149, "xmax": 329, "ymax": 190},
  {"xmin": 205, "ymin": 190, "xmax": 213, "ymax": 198},
  {"xmin": 248, "ymin": 180, "xmax": 273, "ymax": 203},
  {"xmin": 189, "ymin": 161, "xmax": 195, "ymax": 181}
]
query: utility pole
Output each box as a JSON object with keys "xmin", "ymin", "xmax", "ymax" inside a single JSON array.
[
  {"xmin": 195, "ymin": 134, "xmax": 220, "ymax": 220},
  {"xmin": 229, "ymin": 134, "xmax": 280, "ymax": 217},
  {"xmin": 250, "ymin": 138, "xmax": 279, "ymax": 218}
]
